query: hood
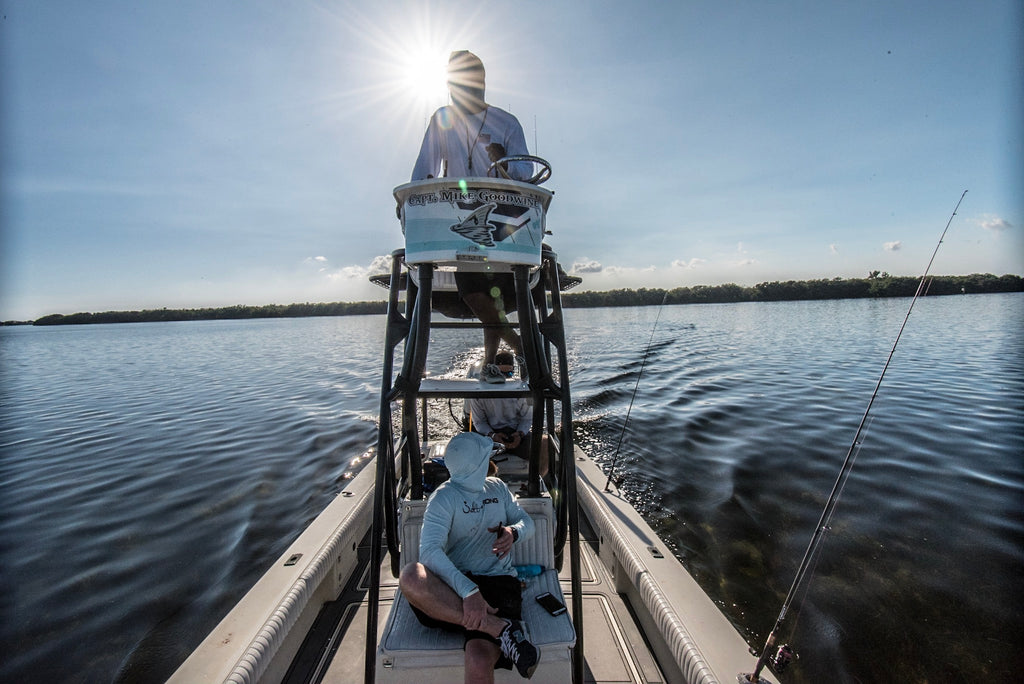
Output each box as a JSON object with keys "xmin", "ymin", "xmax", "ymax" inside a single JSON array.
[{"xmin": 443, "ymin": 432, "xmax": 493, "ymax": 493}]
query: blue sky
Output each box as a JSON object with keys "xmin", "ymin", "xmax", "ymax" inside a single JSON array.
[{"xmin": 2, "ymin": 1, "xmax": 1021, "ymax": 320}]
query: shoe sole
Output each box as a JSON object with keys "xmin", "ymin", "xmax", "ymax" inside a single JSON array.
[
  {"xmin": 514, "ymin": 644, "xmax": 539, "ymax": 678},
  {"xmin": 521, "ymin": 653, "xmax": 538, "ymax": 679}
]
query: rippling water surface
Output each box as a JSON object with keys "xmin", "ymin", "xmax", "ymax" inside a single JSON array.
[{"xmin": 2, "ymin": 295, "xmax": 1021, "ymax": 683}]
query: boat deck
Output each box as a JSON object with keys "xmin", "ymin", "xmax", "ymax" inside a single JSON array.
[
  {"xmin": 308, "ymin": 510, "xmax": 666, "ymax": 684},
  {"xmin": 170, "ymin": 452, "xmax": 775, "ymax": 684}
]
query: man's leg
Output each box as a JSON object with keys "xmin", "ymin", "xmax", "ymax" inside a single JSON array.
[
  {"xmin": 398, "ymin": 562, "xmax": 464, "ymax": 625},
  {"xmin": 462, "ymin": 290, "xmax": 522, "ymax": 361},
  {"xmin": 465, "ymin": 639, "xmax": 502, "ymax": 684},
  {"xmin": 400, "ymin": 566, "xmax": 537, "ymax": 681},
  {"xmin": 511, "ymin": 432, "xmax": 550, "ymax": 478},
  {"xmin": 398, "ymin": 562, "xmax": 508, "ymax": 636}
]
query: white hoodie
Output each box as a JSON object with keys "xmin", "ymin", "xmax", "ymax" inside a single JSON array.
[{"xmin": 418, "ymin": 432, "xmax": 535, "ymax": 598}]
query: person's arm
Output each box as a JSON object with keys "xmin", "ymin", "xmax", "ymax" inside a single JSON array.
[
  {"xmin": 418, "ymin": 494, "xmax": 480, "ymax": 599},
  {"xmin": 504, "ymin": 488, "xmax": 535, "ymax": 544},
  {"xmin": 502, "ymin": 116, "xmax": 531, "ymax": 181},
  {"xmin": 470, "ymin": 398, "xmax": 496, "ymax": 436},
  {"xmin": 514, "ymin": 398, "xmax": 532, "ymax": 436},
  {"xmin": 411, "ymin": 112, "xmax": 444, "ymax": 181}
]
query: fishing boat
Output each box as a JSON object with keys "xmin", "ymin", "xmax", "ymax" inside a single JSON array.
[{"xmin": 170, "ymin": 159, "xmax": 780, "ymax": 684}]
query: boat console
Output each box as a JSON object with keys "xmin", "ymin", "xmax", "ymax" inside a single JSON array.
[{"xmin": 394, "ymin": 176, "xmax": 553, "ymax": 269}]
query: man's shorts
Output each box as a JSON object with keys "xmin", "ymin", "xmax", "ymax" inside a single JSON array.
[
  {"xmin": 491, "ymin": 428, "xmax": 532, "ymax": 460},
  {"xmin": 455, "ymin": 271, "xmax": 515, "ymax": 304},
  {"xmin": 410, "ymin": 572, "xmax": 523, "ymax": 646}
]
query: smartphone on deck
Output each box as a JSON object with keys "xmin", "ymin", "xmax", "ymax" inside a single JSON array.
[{"xmin": 535, "ymin": 592, "xmax": 567, "ymax": 616}]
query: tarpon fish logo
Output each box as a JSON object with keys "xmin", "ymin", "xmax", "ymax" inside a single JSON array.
[{"xmin": 450, "ymin": 203, "xmax": 530, "ymax": 247}]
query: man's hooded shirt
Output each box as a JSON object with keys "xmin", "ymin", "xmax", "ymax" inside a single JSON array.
[{"xmin": 418, "ymin": 432, "xmax": 535, "ymax": 598}]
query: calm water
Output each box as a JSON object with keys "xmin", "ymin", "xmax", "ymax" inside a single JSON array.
[{"xmin": 1, "ymin": 295, "xmax": 1021, "ymax": 683}]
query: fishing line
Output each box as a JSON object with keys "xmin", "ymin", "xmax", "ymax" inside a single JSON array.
[
  {"xmin": 742, "ymin": 189, "xmax": 968, "ymax": 683},
  {"xmin": 789, "ymin": 412, "xmax": 875, "ymax": 637},
  {"xmin": 604, "ymin": 292, "xmax": 668, "ymax": 492}
]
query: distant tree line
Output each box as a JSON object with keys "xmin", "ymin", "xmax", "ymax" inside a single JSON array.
[
  {"xmin": 15, "ymin": 272, "xmax": 1022, "ymax": 326},
  {"xmin": 560, "ymin": 273, "xmax": 1023, "ymax": 308},
  {"xmin": 31, "ymin": 301, "xmax": 386, "ymax": 326}
]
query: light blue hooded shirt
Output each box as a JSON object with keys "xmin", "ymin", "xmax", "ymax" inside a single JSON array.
[
  {"xmin": 411, "ymin": 105, "xmax": 532, "ymax": 182},
  {"xmin": 418, "ymin": 432, "xmax": 535, "ymax": 599}
]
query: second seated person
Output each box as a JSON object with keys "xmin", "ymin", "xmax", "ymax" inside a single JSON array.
[{"xmin": 471, "ymin": 352, "xmax": 549, "ymax": 478}]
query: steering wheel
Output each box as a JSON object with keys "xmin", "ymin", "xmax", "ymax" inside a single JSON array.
[{"xmin": 488, "ymin": 155, "xmax": 552, "ymax": 185}]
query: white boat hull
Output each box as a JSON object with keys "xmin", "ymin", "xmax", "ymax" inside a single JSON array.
[{"xmin": 171, "ymin": 448, "xmax": 775, "ymax": 684}]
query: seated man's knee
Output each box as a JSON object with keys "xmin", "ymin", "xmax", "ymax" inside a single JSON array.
[
  {"xmin": 465, "ymin": 638, "xmax": 500, "ymax": 671},
  {"xmin": 399, "ymin": 562, "xmax": 427, "ymax": 592}
]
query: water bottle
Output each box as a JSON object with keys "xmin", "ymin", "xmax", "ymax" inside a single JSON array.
[{"xmin": 515, "ymin": 564, "xmax": 543, "ymax": 579}]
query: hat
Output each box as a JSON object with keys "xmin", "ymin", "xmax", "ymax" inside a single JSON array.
[
  {"xmin": 448, "ymin": 50, "xmax": 485, "ymax": 89},
  {"xmin": 494, "ymin": 351, "xmax": 515, "ymax": 366}
]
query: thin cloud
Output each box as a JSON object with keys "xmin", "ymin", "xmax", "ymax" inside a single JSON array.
[
  {"xmin": 978, "ymin": 215, "xmax": 1012, "ymax": 233},
  {"xmin": 670, "ymin": 258, "xmax": 706, "ymax": 269},
  {"xmin": 884, "ymin": 241, "xmax": 902, "ymax": 251},
  {"xmin": 571, "ymin": 258, "xmax": 603, "ymax": 274},
  {"xmin": 303, "ymin": 256, "xmax": 329, "ymax": 272}
]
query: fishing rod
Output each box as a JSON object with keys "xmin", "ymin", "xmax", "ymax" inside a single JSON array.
[
  {"xmin": 605, "ymin": 291, "xmax": 668, "ymax": 492},
  {"xmin": 740, "ymin": 189, "xmax": 968, "ymax": 683}
]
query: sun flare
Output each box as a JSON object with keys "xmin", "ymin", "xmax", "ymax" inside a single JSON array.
[
  {"xmin": 400, "ymin": 48, "xmax": 450, "ymax": 108},
  {"xmin": 331, "ymin": 4, "xmax": 493, "ymax": 136}
]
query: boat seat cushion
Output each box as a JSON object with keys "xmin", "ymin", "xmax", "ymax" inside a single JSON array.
[
  {"xmin": 379, "ymin": 569, "xmax": 575, "ymax": 676},
  {"xmin": 380, "ymin": 495, "xmax": 574, "ymax": 680}
]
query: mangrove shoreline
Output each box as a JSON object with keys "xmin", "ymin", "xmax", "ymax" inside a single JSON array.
[{"xmin": 7, "ymin": 273, "xmax": 1022, "ymax": 326}]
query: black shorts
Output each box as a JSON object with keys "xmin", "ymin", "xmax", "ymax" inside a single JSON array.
[
  {"xmin": 455, "ymin": 271, "xmax": 514, "ymax": 301},
  {"xmin": 490, "ymin": 429, "xmax": 531, "ymax": 460},
  {"xmin": 410, "ymin": 572, "xmax": 522, "ymax": 645}
]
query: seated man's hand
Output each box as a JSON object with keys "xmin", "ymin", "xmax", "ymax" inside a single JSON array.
[
  {"xmin": 461, "ymin": 590, "xmax": 497, "ymax": 631},
  {"xmin": 507, "ymin": 432, "xmax": 523, "ymax": 449},
  {"xmin": 488, "ymin": 524, "xmax": 514, "ymax": 559}
]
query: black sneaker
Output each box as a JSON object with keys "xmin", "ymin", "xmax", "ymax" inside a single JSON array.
[{"xmin": 498, "ymin": 619, "xmax": 538, "ymax": 679}]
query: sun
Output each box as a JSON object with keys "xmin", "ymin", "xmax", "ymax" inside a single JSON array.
[
  {"xmin": 399, "ymin": 47, "xmax": 450, "ymax": 110},
  {"xmin": 329, "ymin": 4, "xmax": 491, "ymax": 134}
]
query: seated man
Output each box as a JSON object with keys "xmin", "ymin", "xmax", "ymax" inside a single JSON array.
[
  {"xmin": 399, "ymin": 431, "xmax": 540, "ymax": 682},
  {"xmin": 471, "ymin": 352, "xmax": 550, "ymax": 477}
]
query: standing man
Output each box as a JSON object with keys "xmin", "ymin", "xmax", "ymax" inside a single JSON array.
[
  {"xmin": 411, "ymin": 50, "xmax": 530, "ymax": 362},
  {"xmin": 412, "ymin": 50, "xmax": 531, "ymax": 182},
  {"xmin": 399, "ymin": 431, "xmax": 540, "ymax": 682}
]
